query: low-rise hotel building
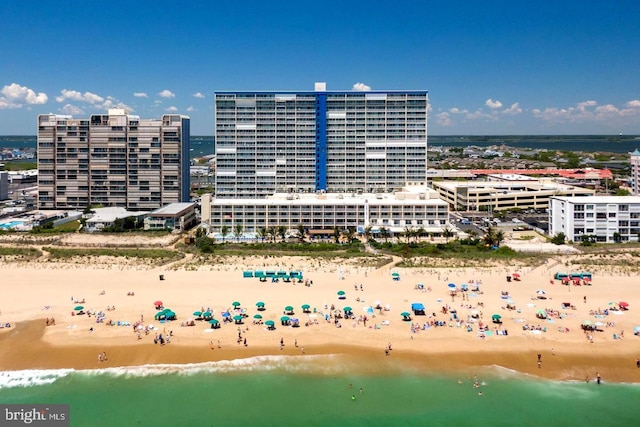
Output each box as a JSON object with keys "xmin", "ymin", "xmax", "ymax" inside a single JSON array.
[
  {"xmin": 548, "ymin": 196, "xmax": 640, "ymax": 243},
  {"xmin": 200, "ymin": 188, "xmax": 449, "ymax": 238}
]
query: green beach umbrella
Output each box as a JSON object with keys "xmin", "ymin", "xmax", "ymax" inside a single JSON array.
[
  {"xmin": 582, "ymin": 320, "xmax": 592, "ymax": 326},
  {"xmin": 193, "ymin": 311, "xmax": 202, "ymax": 317},
  {"xmin": 343, "ymin": 306, "xmax": 353, "ymax": 312},
  {"xmin": 265, "ymin": 320, "xmax": 275, "ymax": 326},
  {"xmin": 232, "ymin": 301, "xmax": 241, "ymax": 307},
  {"xmin": 400, "ymin": 312, "xmax": 411, "ymax": 317},
  {"xmin": 284, "ymin": 305, "xmax": 294, "ymax": 312},
  {"xmin": 209, "ymin": 319, "xmax": 219, "ymax": 324},
  {"xmin": 492, "ymin": 314, "xmax": 502, "ymax": 320},
  {"xmin": 253, "ymin": 314, "xmax": 263, "ymax": 319},
  {"xmin": 233, "ymin": 315, "xmax": 244, "ymax": 322},
  {"xmin": 256, "ymin": 302, "xmax": 265, "ymax": 307},
  {"xmin": 280, "ymin": 316, "xmax": 290, "ymax": 322},
  {"xmin": 74, "ymin": 306, "xmax": 84, "ymax": 311},
  {"xmin": 337, "ymin": 291, "xmax": 346, "ymax": 296},
  {"xmin": 301, "ymin": 304, "xmax": 311, "ymax": 310}
]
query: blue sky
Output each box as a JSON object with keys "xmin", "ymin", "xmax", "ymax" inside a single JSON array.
[{"xmin": 1, "ymin": 0, "xmax": 639, "ymax": 135}]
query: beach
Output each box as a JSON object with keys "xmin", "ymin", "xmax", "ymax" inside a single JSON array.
[{"xmin": 1, "ymin": 244, "xmax": 639, "ymax": 383}]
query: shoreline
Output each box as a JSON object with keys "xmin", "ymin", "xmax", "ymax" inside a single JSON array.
[{"xmin": 2, "ymin": 320, "xmax": 639, "ymax": 384}]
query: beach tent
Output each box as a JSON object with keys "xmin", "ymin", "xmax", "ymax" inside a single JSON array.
[
  {"xmin": 254, "ymin": 270, "xmax": 265, "ymax": 278},
  {"xmin": 411, "ymin": 303, "xmax": 426, "ymax": 315},
  {"xmin": 243, "ymin": 271, "xmax": 253, "ymax": 278},
  {"xmin": 554, "ymin": 272, "xmax": 569, "ymax": 280}
]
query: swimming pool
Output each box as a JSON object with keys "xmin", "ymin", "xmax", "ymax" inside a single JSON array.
[{"xmin": 0, "ymin": 220, "xmax": 26, "ymax": 230}]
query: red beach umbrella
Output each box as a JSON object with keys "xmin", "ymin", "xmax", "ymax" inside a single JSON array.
[
  {"xmin": 619, "ymin": 302, "xmax": 629, "ymax": 308},
  {"xmin": 154, "ymin": 300, "xmax": 163, "ymax": 306},
  {"xmin": 512, "ymin": 273, "xmax": 520, "ymax": 278}
]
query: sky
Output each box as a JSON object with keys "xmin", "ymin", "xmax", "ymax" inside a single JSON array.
[{"xmin": 0, "ymin": 0, "xmax": 639, "ymax": 135}]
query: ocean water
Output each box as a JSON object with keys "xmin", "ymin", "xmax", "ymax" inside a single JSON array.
[{"xmin": 1, "ymin": 356, "xmax": 638, "ymax": 427}]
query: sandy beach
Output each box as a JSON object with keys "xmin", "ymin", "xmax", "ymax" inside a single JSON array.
[{"xmin": 1, "ymin": 246, "xmax": 639, "ymax": 383}]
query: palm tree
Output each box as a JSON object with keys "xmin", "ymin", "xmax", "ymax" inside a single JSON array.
[
  {"xmin": 233, "ymin": 224, "xmax": 244, "ymax": 242},
  {"xmin": 220, "ymin": 225, "xmax": 230, "ymax": 243},
  {"xmin": 267, "ymin": 226, "xmax": 277, "ymax": 243},
  {"xmin": 363, "ymin": 226, "xmax": 373, "ymax": 243},
  {"xmin": 256, "ymin": 227, "xmax": 267, "ymax": 243},
  {"xmin": 333, "ymin": 226, "xmax": 342, "ymax": 244},
  {"xmin": 380, "ymin": 227, "xmax": 391, "ymax": 243},
  {"xmin": 343, "ymin": 227, "xmax": 356, "ymax": 243},
  {"xmin": 295, "ymin": 223, "xmax": 306, "ymax": 243},
  {"xmin": 482, "ymin": 227, "xmax": 505, "ymax": 248},
  {"xmin": 442, "ymin": 226, "xmax": 455, "ymax": 244},
  {"xmin": 277, "ymin": 225, "xmax": 288, "ymax": 242},
  {"xmin": 403, "ymin": 226, "xmax": 413, "ymax": 244},
  {"xmin": 416, "ymin": 227, "xmax": 426, "ymax": 242}
]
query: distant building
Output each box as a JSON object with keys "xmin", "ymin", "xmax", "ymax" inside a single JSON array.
[
  {"xmin": 432, "ymin": 177, "xmax": 594, "ymax": 212},
  {"xmin": 37, "ymin": 109, "xmax": 190, "ymax": 210},
  {"xmin": 0, "ymin": 171, "xmax": 8, "ymax": 200},
  {"xmin": 630, "ymin": 149, "xmax": 640, "ymax": 195},
  {"xmin": 549, "ymin": 196, "xmax": 640, "ymax": 243},
  {"xmin": 144, "ymin": 202, "xmax": 198, "ymax": 232}
]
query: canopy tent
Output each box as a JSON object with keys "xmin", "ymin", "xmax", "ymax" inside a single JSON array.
[
  {"xmin": 243, "ymin": 271, "xmax": 253, "ymax": 278},
  {"xmin": 411, "ymin": 303, "xmax": 426, "ymax": 315}
]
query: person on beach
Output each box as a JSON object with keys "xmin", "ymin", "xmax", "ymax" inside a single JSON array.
[
  {"xmin": 596, "ymin": 372, "xmax": 601, "ymax": 385},
  {"xmin": 636, "ymin": 358, "xmax": 640, "ymax": 368}
]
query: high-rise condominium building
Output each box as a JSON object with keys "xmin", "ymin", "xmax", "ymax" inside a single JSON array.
[
  {"xmin": 37, "ymin": 109, "xmax": 190, "ymax": 210},
  {"xmin": 214, "ymin": 83, "xmax": 428, "ymax": 198},
  {"xmin": 630, "ymin": 149, "xmax": 640, "ymax": 196}
]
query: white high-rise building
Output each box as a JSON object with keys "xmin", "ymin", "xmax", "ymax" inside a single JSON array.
[
  {"xmin": 37, "ymin": 109, "xmax": 190, "ymax": 210},
  {"xmin": 214, "ymin": 84, "xmax": 428, "ymax": 198},
  {"xmin": 630, "ymin": 149, "xmax": 640, "ymax": 195}
]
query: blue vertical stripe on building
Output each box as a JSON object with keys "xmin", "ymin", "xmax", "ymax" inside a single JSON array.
[{"xmin": 315, "ymin": 93, "xmax": 327, "ymax": 191}]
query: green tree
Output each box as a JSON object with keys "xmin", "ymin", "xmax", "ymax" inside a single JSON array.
[
  {"xmin": 277, "ymin": 225, "xmax": 288, "ymax": 242},
  {"xmin": 333, "ymin": 226, "xmax": 342, "ymax": 244},
  {"xmin": 295, "ymin": 224, "xmax": 306, "ymax": 243},
  {"xmin": 233, "ymin": 224, "xmax": 244, "ymax": 242},
  {"xmin": 550, "ymin": 232, "xmax": 566, "ymax": 245},
  {"xmin": 442, "ymin": 226, "xmax": 455, "ymax": 244},
  {"xmin": 363, "ymin": 226, "xmax": 373, "ymax": 243},
  {"xmin": 256, "ymin": 227, "xmax": 267, "ymax": 243},
  {"xmin": 220, "ymin": 225, "xmax": 230, "ymax": 243}
]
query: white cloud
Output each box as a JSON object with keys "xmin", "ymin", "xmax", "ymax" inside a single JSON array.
[
  {"xmin": 352, "ymin": 82, "xmax": 371, "ymax": 91},
  {"xmin": 134, "ymin": 92, "xmax": 148, "ymax": 98},
  {"xmin": 0, "ymin": 83, "xmax": 48, "ymax": 108},
  {"xmin": 435, "ymin": 112, "xmax": 453, "ymax": 126},
  {"xmin": 532, "ymin": 100, "xmax": 640, "ymax": 124},
  {"xmin": 158, "ymin": 89, "xmax": 175, "ymax": 98},
  {"xmin": 448, "ymin": 107, "xmax": 468, "ymax": 114},
  {"xmin": 485, "ymin": 98, "xmax": 503, "ymax": 109},
  {"xmin": 466, "ymin": 109, "xmax": 498, "ymax": 121},
  {"xmin": 193, "ymin": 92, "xmax": 205, "ymax": 99},
  {"xmin": 166, "ymin": 106, "xmax": 178, "ymax": 112},
  {"xmin": 186, "ymin": 106, "xmax": 196, "ymax": 112},
  {"xmin": 56, "ymin": 89, "xmax": 104, "ymax": 104},
  {"xmin": 626, "ymin": 100, "xmax": 640, "ymax": 108},
  {"xmin": 503, "ymin": 102, "xmax": 522, "ymax": 115},
  {"xmin": 59, "ymin": 104, "xmax": 85, "ymax": 115}
]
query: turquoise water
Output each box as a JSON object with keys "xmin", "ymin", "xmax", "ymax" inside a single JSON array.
[{"xmin": 1, "ymin": 356, "xmax": 639, "ymax": 427}]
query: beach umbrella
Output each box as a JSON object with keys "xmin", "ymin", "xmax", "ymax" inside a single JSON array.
[
  {"xmin": 153, "ymin": 301, "xmax": 163, "ymax": 307},
  {"xmin": 74, "ymin": 306, "xmax": 84, "ymax": 311},
  {"xmin": 193, "ymin": 311, "xmax": 202, "ymax": 317},
  {"xmin": 491, "ymin": 314, "xmax": 502, "ymax": 320},
  {"xmin": 280, "ymin": 316, "xmax": 290, "ymax": 322},
  {"xmin": 222, "ymin": 312, "xmax": 231, "ymax": 318},
  {"xmin": 634, "ymin": 326, "xmax": 640, "ymax": 334},
  {"xmin": 301, "ymin": 304, "xmax": 311, "ymax": 310},
  {"xmin": 582, "ymin": 320, "xmax": 592, "ymax": 326},
  {"xmin": 337, "ymin": 291, "xmax": 346, "ymax": 296},
  {"xmin": 343, "ymin": 306, "xmax": 353, "ymax": 312},
  {"xmin": 232, "ymin": 301, "xmax": 241, "ymax": 307},
  {"xmin": 537, "ymin": 310, "xmax": 547, "ymax": 318},
  {"xmin": 253, "ymin": 314, "xmax": 263, "ymax": 319},
  {"xmin": 448, "ymin": 283, "xmax": 456, "ymax": 289},
  {"xmin": 512, "ymin": 273, "xmax": 520, "ymax": 278},
  {"xmin": 233, "ymin": 315, "xmax": 244, "ymax": 323},
  {"xmin": 256, "ymin": 302, "xmax": 265, "ymax": 307},
  {"xmin": 400, "ymin": 312, "xmax": 411, "ymax": 317},
  {"xmin": 619, "ymin": 301, "xmax": 629, "ymax": 308},
  {"xmin": 536, "ymin": 290, "xmax": 546, "ymax": 295},
  {"xmin": 583, "ymin": 277, "xmax": 591, "ymax": 282},
  {"xmin": 364, "ymin": 306, "xmax": 374, "ymax": 314},
  {"xmin": 203, "ymin": 311, "xmax": 212, "ymax": 319},
  {"xmin": 284, "ymin": 305, "xmax": 294, "ymax": 312},
  {"xmin": 265, "ymin": 320, "xmax": 275, "ymax": 326},
  {"xmin": 209, "ymin": 319, "xmax": 219, "ymax": 324}
]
